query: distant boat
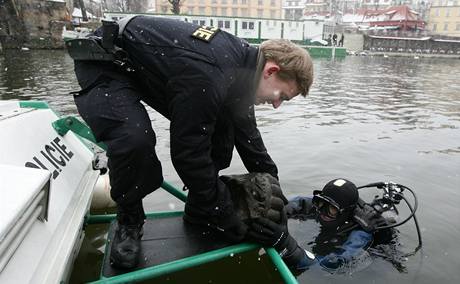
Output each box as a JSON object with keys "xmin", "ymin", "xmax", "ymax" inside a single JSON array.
[
  {"xmin": 383, "ymin": 54, "xmax": 389, "ymax": 58},
  {"xmin": 414, "ymin": 55, "xmax": 420, "ymax": 59}
]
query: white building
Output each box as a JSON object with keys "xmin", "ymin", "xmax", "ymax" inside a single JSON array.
[{"xmin": 283, "ymin": 0, "xmax": 307, "ymax": 20}]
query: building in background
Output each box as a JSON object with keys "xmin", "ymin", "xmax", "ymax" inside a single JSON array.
[
  {"xmin": 156, "ymin": 0, "xmax": 282, "ymax": 19},
  {"xmin": 340, "ymin": 4, "xmax": 425, "ymax": 30},
  {"xmin": 282, "ymin": 0, "xmax": 306, "ymax": 20},
  {"xmin": 303, "ymin": 0, "xmax": 330, "ymax": 19},
  {"xmin": 428, "ymin": 0, "xmax": 460, "ymax": 36},
  {"xmin": 361, "ymin": 0, "xmax": 394, "ymax": 10}
]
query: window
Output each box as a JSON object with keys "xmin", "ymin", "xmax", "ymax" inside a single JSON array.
[
  {"xmin": 456, "ymin": 23, "xmax": 460, "ymax": 30},
  {"xmin": 271, "ymin": 10, "xmax": 276, "ymax": 18},
  {"xmin": 212, "ymin": 0, "xmax": 217, "ymax": 3},
  {"xmin": 225, "ymin": 21, "xmax": 230, "ymax": 28},
  {"xmin": 241, "ymin": 0, "xmax": 247, "ymax": 4},
  {"xmin": 212, "ymin": 7, "xmax": 217, "ymax": 15},
  {"xmin": 242, "ymin": 8, "xmax": 248, "ymax": 16},
  {"xmin": 432, "ymin": 23, "xmax": 437, "ymax": 31},
  {"xmin": 435, "ymin": 8, "xmax": 440, "ymax": 16},
  {"xmin": 222, "ymin": 8, "xmax": 227, "ymax": 16},
  {"xmin": 233, "ymin": 0, "xmax": 238, "ymax": 4},
  {"xmin": 218, "ymin": 20, "xmax": 224, "ymax": 28},
  {"xmin": 232, "ymin": 8, "xmax": 238, "ymax": 16},
  {"xmin": 222, "ymin": 0, "xmax": 227, "ymax": 4},
  {"xmin": 200, "ymin": 20, "xmax": 206, "ymax": 25},
  {"xmin": 258, "ymin": 0, "xmax": 263, "ymax": 5},
  {"xmin": 446, "ymin": 9, "xmax": 450, "ymax": 17},
  {"xmin": 199, "ymin": 7, "xmax": 205, "ymax": 14},
  {"xmin": 271, "ymin": 0, "xmax": 276, "ymax": 5},
  {"xmin": 444, "ymin": 22, "xmax": 449, "ymax": 31},
  {"xmin": 242, "ymin": 21, "xmax": 255, "ymax": 30},
  {"xmin": 192, "ymin": 20, "xmax": 199, "ymax": 25}
]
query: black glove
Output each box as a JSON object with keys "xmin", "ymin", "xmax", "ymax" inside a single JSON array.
[
  {"xmin": 353, "ymin": 203, "xmax": 388, "ymax": 233},
  {"xmin": 184, "ymin": 180, "xmax": 248, "ymax": 243},
  {"xmin": 285, "ymin": 197, "xmax": 316, "ymax": 220},
  {"xmin": 264, "ymin": 174, "xmax": 289, "ymax": 205},
  {"xmin": 220, "ymin": 172, "xmax": 288, "ymax": 224},
  {"xmin": 215, "ymin": 210, "xmax": 248, "ymax": 242},
  {"xmin": 247, "ymin": 209, "xmax": 309, "ymax": 270}
]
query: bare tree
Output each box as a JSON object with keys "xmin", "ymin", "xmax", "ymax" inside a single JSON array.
[
  {"xmin": 168, "ymin": 0, "xmax": 183, "ymax": 15},
  {"xmin": 75, "ymin": 0, "xmax": 88, "ymax": 21}
]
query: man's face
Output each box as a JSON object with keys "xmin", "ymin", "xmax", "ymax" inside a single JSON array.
[{"xmin": 255, "ymin": 63, "xmax": 300, "ymax": 109}]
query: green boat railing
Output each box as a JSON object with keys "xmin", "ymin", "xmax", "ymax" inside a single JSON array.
[{"xmin": 52, "ymin": 114, "xmax": 298, "ymax": 283}]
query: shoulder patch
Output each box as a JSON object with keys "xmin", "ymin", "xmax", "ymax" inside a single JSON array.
[{"xmin": 191, "ymin": 25, "xmax": 220, "ymax": 42}]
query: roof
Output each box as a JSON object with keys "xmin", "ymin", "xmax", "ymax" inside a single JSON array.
[{"xmin": 342, "ymin": 5, "xmax": 424, "ymax": 25}]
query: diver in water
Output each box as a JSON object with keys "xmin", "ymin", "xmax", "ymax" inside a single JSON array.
[
  {"xmin": 284, "ymin": 178, "xmax": 395, "ymax": 271},
  {"xmin": 245, "ymin": 177, "xmax": 403, "ymax": 274},
  {"xmin": 221, "ymin": 174, "xmax": 420, "ymax": 275}
]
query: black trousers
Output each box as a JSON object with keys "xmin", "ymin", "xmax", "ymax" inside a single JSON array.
[{"xmin": 73, "ymin": 61, "xmax": 163, "ymax": 215}]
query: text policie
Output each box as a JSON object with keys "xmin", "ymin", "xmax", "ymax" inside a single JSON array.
[{"xmin": 25, "ymin": 137, "xmax": 74, "ymax": 179}]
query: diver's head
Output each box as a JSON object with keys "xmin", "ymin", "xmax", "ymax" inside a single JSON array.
[{"xmin": 312, "ymin": 178, "xmax": 359, "ymax": 231}]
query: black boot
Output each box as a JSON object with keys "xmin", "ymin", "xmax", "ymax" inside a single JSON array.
[{"xmin": 110, "ymin": 206, "xmax": 145, "ymax": 269}]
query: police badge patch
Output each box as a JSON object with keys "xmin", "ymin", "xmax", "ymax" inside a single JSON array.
[{"xmin": 191, "ymin": 25, "xmax": 220, "ymax": 42}]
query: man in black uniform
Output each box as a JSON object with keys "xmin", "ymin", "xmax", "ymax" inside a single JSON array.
[{"xmin": 71, "ymin": 15, "xmax": 313, "ymax": 269}]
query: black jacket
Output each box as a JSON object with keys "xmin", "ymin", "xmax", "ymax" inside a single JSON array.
[{"xmin": 119, "ymin": 16, "xmax": 278, "ymax": 212}]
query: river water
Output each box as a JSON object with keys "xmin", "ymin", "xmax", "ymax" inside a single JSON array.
[{"xmin": 1, "ymin": 50, "xmax": 459, "ymax": 283}]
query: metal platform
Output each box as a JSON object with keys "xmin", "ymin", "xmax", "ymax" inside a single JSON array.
[{"xmin": 102, "ymin": 215, "xmax": 232, "ymax": 278}]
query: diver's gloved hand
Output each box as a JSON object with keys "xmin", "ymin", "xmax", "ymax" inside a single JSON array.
[
  {"xmin": 247, "ymin": 209, "xmax": 314, "ymax": 272},
  {"xmin": 353, "ymin": 202, "xmax": 387, "ymax": 232},
  {"xmin": 247, "ymin": 208, "xmax": 289, "ymax": 249}
]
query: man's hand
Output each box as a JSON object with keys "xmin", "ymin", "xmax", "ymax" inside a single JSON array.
[
  {"xmin": 215, "ymin": 211, "xmax": 248, "ymax": 242},
  {"xmin": 184, "ymin": 180, "xmax": 248, "ymax": 242}
]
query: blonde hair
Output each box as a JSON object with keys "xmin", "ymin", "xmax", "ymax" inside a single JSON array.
[{"xmin": 260, "ymin": 39, "xmax": 314, "ymax": 96}]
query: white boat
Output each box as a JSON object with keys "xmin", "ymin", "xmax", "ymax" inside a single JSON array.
[
  {"xmin": 0, "ymin": 100, "xmax": 103, "ymax": 283},
  {"xmin": 0, "ymin": 101, "xmax": 297, "ymax": 283}
]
